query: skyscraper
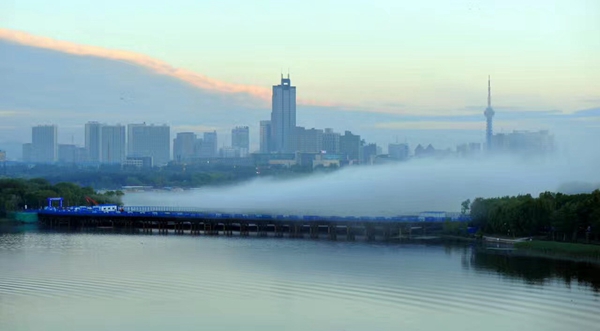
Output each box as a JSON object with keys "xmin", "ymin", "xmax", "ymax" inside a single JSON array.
[
  {"xmin": 101, "ymin": 125, "xmax": 126, "ymax": 164},
  {"xmin": 484, "ymin": 76, "xmax": 495, "ymax": 151},
  {"xmin": 85, "ymin": 121, "xmax": 102, "ymax": 163},
  {"xmin": 198, "ymin": 131, "xmax": 218, "ymax": 158},
  {"xmin": 127, "ymin": 123, "xmax": 170, "ymax": 166},
  {"xmin": 32, "ymin": 125, "xmax": 58, "ymax": 163},
  {"xmin": 271, "ymin": 75, "xmax": 296, "ymax": 153},
  {"xmin": 259, "ymin": 120, "xmax": 272, "ymax": 153},
  {"xmin": 231, "ymin": 126, "xmax": 250, "ymax": 151},
  {"xmin": 173, "ymin": 132, "xmax": 197, "ymax": 162}
]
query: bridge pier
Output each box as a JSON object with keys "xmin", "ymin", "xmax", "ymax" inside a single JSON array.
[
  {"xmin": 365, "ymin": 224, "xmax": 375, "ymax": 241},
  {"xmin": 310, "ymin": 224, "xmax": 319, "ymax": 239},
  {"xmin": 240, "ymin": 222, "xmax": 249, "ymax": 236},
  {"xmin": 346, "ymin": 225, "xmax": 355, "ymax": 241},
  {"xmin": 328, "ymin": 224, "xmax": 337, "ymax": 240}
]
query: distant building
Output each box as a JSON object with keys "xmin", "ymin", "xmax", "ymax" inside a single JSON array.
[
  {"xmin": 101, "ymin": 125, "xmax": 126, "ymax": 164},
  {"xmin": 362, "ymin": 143, "xmax": 377, "ymax": 164},
  {"xmin": 22, "ymin": 143, "xmax": 33, "ymax": 162},
  {"xmin": 295, "ymin": 127, "xmax": 323, "ymax": 153},
  {"xmin": 415, "ymin": 144, "xmax": 436, "ymax": 158},
  {"xmin": 85, "ymin": 121, "xmax": 102, "ymax": 163},
  {"xmin": 173, "ymin": 132, "xmax": 197, "ymax": 162},
  {"xmin": 271, "ymin": 75, "xmax": 296, "ymax": 153},
  {"xmin": 322, "ymin": 128, "xmax": 340, "ymax": 154},
  {"xmin": 232, "ymin": 126, "xmax": 250, "ymax": 152},
  {"xmin": 127, "ymin": 123, "xmax": 170, "ymax": 166},
  {"xmin": 123, "ymin": 156, "xmax": 153, "ymax": 168},
  {"xmin": 31, "ymin": 125, "xmax": 58, "ymax": 163},
  {"xmin": 58, "ymin": 145, "xmax": 88, "ymax": 164},
  {"xmin": 457, "ymin": 143, "xmax": 481, "ymax": 157},
  {"xmin": 198, "ymin": 131, "xmax": 218, "ymax": 158},
  {"xmin": 0, "ymin": 150, "xmax": 6, "ymax": 162},
  {"xmin": 492, "ymin": 130, "xmax": 554, "ymax": 155},
  {"xmin": 259, "ymin": 120, "xmax": 272, "ymax": 153},
  {"xmin": 220, "ymin": 147, "xmax": 240, "ymax": 158},
  {"xmin": 58, "ymin": 144, "xmax": 77, "ymax": 163},
  {"xmin": 388, "ymin": 143, "xmax": 409, "ymax": 161},
  {"xmin": 339, "ymin": 131, "xmax": 361, "ymax": 163},
  {"xmin": 313, "ymin": 153, "xmax": 341, "ymax": 168}
]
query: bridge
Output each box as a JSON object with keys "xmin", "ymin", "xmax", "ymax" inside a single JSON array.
[{"xmin": 36, "ymin": 206, "xmax": 472, "ymax": 241}]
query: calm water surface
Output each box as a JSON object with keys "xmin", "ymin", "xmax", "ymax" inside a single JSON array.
[{"xmin": 1, "ymin": 225, "xmax": 599, "ymax": 331}]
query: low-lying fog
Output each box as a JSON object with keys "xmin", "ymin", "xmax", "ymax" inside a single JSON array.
[{"xmin": 123, "ymin": 154, "xmax": 600, "ymax": 216}]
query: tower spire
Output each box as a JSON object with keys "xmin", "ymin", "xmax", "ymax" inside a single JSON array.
[
  {"xmin": 484, "ymin": 75, "xmax": 495, "ymax": 152},
  {"xmin": 487, "ymin": 75, "xmax": 491, "ymax": 108}
]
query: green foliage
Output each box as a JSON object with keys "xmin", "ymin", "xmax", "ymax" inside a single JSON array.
[
  {"xmin": 442, "ymin": 220, "xmax": 468, "ymax": 236},
  {"xmin": 461, "ymin": 199, "xmax": 471, "ymax": 215},
  {"xmin": 515, "ymin": 241, "xmax": 600, "ymax": 260},
  {"xmin": 470, "ymin": 190, "xmax": 600, "ymax": 242},
  {"xmin": 0, "ymin": 178, "xmax": 122, "ymax": 215}
]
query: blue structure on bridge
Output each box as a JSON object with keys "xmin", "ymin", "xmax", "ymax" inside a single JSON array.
[{"xmin": 38, "ymin": 205, "xmax": 470, "ymax": 223}]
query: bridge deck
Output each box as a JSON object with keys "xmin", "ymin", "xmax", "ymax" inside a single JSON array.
[{"xmin": 36, "ymin": 206, "xmax": 470, "ymax": 223}]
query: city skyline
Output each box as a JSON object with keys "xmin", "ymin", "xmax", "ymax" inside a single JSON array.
[
  {"xmin": 1, "ymin": 0, "xmax": 599, "ymax": 156},
  {"xmin": 0, "ymin": 74, "xmax": 567, "ymax": 164}
]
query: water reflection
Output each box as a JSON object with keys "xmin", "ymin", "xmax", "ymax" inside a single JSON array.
[{"xmin": 467, "ymin": 247, "xmax": 600, "ymax": 293}]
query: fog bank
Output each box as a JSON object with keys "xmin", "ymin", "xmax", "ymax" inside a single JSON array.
[{"xmin": 122, "ymin": 154, "xmax": 600, "ymax": 216}]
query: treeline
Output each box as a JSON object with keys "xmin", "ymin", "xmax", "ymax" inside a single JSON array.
[
  {"xmin": 0, "ymin": 178, "xmax": 122, "ymax": 216},
  {"xmin": 469, "ymin": 190, "xmax": 600, "ymax": 241},
  {"xmin": 3, "ymin": 163, "xmax": 316, "ymax": 189}
]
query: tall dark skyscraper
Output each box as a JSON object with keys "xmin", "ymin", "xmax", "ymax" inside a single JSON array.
[
  {"xmin": 270, "ymin": 75, "xmax": 296, "ymax": 153},
  {"xmin": 484, "ymin": 76, "xmax": 495, "ymax": 151}
]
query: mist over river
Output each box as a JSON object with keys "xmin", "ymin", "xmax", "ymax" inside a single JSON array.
[{"xmin": 123, "ymin": 155, "xmax": 600, "ymax": 216}]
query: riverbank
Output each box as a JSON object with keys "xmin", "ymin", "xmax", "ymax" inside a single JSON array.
[{"xmin": 515, "ymin": 241, "xmax": 600, "ymax": 262}]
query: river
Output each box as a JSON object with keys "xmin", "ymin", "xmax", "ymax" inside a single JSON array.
[{"xmin": 1, "ymin": 224, "xmax": 599, "ymax": 331}]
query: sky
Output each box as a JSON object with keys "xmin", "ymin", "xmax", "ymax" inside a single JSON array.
[{"xmin": 0, "ymin": 0, "xmax": 599, "ymax": 157}]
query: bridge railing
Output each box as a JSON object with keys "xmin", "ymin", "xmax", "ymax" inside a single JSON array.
[{"xmin": 37, "ymin": 206, "xmax": 471, "ymax": 223}]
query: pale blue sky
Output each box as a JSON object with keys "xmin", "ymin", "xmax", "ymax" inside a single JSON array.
[{"xmin": 1, "ymin": 0, "xmax": 598, "ymax": 115}]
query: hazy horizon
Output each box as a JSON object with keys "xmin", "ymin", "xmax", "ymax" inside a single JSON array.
[
  {"xmin": 123, "ymin": 153, "xmax": 600, "ymax": 216},
  {"xmin": 1, "ymin": 0, "xmax": 599, "ymax": 158}
]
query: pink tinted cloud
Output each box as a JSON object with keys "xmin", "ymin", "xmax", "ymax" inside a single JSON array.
[{"xmin": 0, "ymin": 28, "xmax": 271, "ymax": 102}]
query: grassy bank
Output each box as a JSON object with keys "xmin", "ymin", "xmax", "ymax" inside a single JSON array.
[{"xmin": 515, "ymin": 241, "xmax": 600, "ymax": 260}]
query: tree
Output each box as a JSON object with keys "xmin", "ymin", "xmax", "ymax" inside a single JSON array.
[{"xmin": 461, "ymin": 199, "xmax": 471, "ymax": 215}]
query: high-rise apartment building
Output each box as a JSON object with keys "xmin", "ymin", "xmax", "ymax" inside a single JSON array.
[
  {"xmin": 101, "ymin": 125, "xmax": 126, "ymax": 164},
  {"xmin": 127, "ymin": 123, "xmax": 170, "ymax": 166},
  {"xmin": 322, "ymin": 128, "xmax": 340, "ymax": 154},
  {"xmin": 232, "ymin": 126, "xmax": 250, "ymax": 152},
  {"xmin": 198, "ymin": 131, "xmax": 218, "ymax": 158},
  {"xmin": 31, "ymin": 125, "xmax": 58, "ymax": 163},
  {"xmin": 259, "ymin": 120, "xmax": 272, "ymax": 153},
  {"xmin": 85, "ymin": 121, "xmax": 102, "ymax": 163},
  {"xmin": 173, "ymin": 132, "xmax": 197, "ymax": 162},
  {"xmin": 340, "ymin": 131, "xmax": 361, "ymax": 163},
  {"xmin": 271, "ymin": 75, "xmax": 296, "ymax": 153},
  {"xmin": 295, "ymin": 127, "xmax": 323, "ymax": 153}
]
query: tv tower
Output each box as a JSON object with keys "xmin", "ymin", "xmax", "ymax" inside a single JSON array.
[{"xmin": 484, "ymin": 75, "xmax": 495, "ymax": 151}]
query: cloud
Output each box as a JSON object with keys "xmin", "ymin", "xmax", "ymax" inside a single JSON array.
[
  {"xmin": 0, "ymin": 28, "xmax": 272, "ymax": 103},
  {"xmin": 0, "ymin": 110, "xmax": 29, "ymax": 117}
]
